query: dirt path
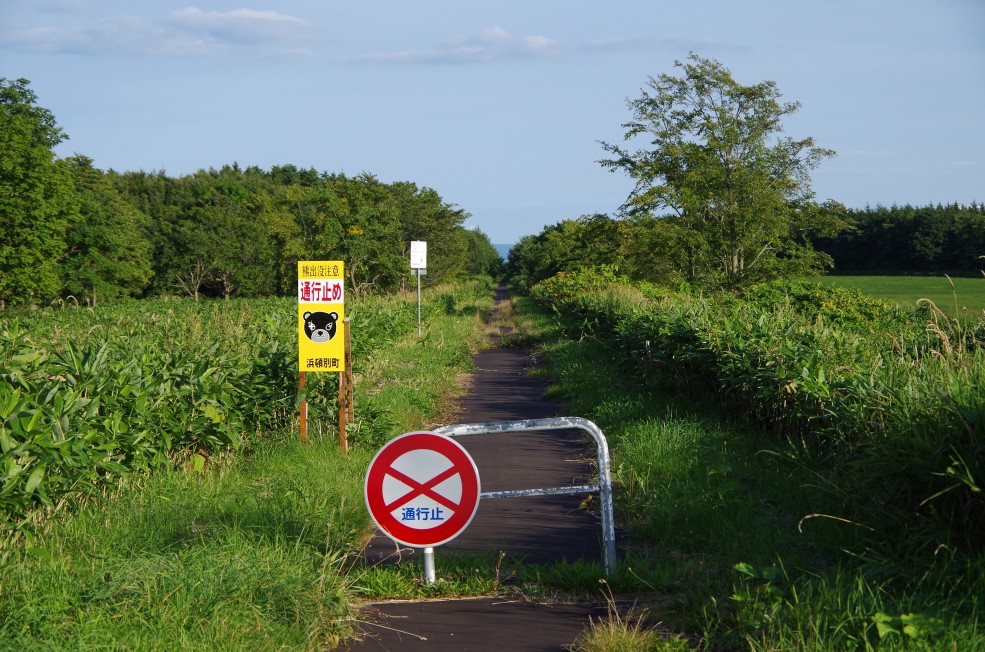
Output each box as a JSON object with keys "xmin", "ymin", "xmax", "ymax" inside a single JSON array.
[{"xmin": 344, "ymin": 286, "xmax": 610, "ymax": 651}]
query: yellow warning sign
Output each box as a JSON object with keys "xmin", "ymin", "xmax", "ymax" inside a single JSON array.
[{"xmin": 298, "ymin": 261, "xmax": 345, "ymax": 373}]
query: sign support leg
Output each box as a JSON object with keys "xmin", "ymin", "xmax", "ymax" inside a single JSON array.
[
  {"xmin": 338, "ymin": 318, "xmax": 352, "ymax": 453},
  {"xmin": 344, "ymin": 318, "xmax": 354, "ymax": 422},
  {"xmin": 423, "ymin": 547, "xmax": 436, "ymax": 584},
  {"xmin": 299, "ymin": 371, "xmax": 307, "ymax": 444},
  {"xmin": 338, "ymin": 369, "xmax": 348, "ymax": 454},
  {"xmin": 416, "ymin": 269, "xmax": 422, "ymax": 338}
]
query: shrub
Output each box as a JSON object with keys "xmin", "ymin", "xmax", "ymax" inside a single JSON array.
[
  {"xmin": 0, "ymin": 287, "xmax": 455, "ymax": 540},
  {"xmin": 531, "ymin": 273, "xmax": 985, "ymax": 557}
]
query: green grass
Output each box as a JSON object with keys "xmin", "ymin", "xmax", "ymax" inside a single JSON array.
[
  {"xmin": 0, "ymin": 281, "xmax": 495, "ymax": 650},
  {"xmin": 515, "ymin": 292, "xmax": 985, "ymax": 651},
  {"xmin": 0, "ymin": 435, "xmax": 368, "ymax": 649},
  {"xmin": 7, "ymin": 277, "xmax": 979, "ymax": 649},
  {"xmin": 813, "ymin": 274, "xmax": 985, "ymax": 317},
  {"xmin": 569, "ymin": 593, "xmax": 692, "ymax": 652}
]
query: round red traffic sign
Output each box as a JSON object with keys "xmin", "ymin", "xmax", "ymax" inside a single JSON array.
[{"xmin": 365, "ymin": 431, "xmax": 481, "ymax": 548}]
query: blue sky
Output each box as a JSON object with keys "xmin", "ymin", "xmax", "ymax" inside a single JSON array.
[{"xmin": 2, "ymin": 0, "xmax": 983, "ymax": 244}]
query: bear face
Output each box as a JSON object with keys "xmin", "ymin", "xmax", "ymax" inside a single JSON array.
[{"xmin": 303, "ymin": 311, "xmax": 339, "ymax": 343}]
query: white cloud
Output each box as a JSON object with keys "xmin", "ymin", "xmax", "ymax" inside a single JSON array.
[
  {"xmin": 340, "ymin": 28, "xmax": 743, "ymax": 65},
  {"xmin": 0, "ymin": 6, "xmax": 316, "ymax": 57},
  {"xmin": 586, "ymin": 35, "xmax": 742, "ymax": 54},
  {"xmin": 586, "ymin": 36, "xmax": 662, "ymax": 53},
  {"xmin": 166, "ymin": 8, "xmax": 314, "ymax": 46},
  {"xmin": 342, "ymin": 26, "xmax": 563, "ymax": 64}
]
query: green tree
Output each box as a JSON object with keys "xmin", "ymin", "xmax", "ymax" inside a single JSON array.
[
  {"xmin": 62, "ymin": 156, "xmax": 154, "ymax": 304},
  {"xmin": 503, "ymin": 222, "xmax": 579, "ymax": 292},
  {"xmin": 391, "ymin": 182, "xmax": 469, "ymax": 286},
  {"xmin": 616, "ymin": 215, "xmax": 682, "ymax": 285},
  {"xmin": 463, "ymin": 227, "xmax": 503, "ymax": 278},
  {"xmin": 248, "ymin": 179, "xmax": 302, "ymax": 296},
  {"xmin": 600, "ymin": 54, "xmax": 836, "ymax": 288},
  {"xmin": 328, "ymin": 174, "xmax": 404, "ymax": 297},
  {"xmin": 108, "ymin": 164, "xmax": 482, "ymax": 299},
  {"xmin": 811, "ymin": 202, "xmax": 985, "ymax": 275},
  {"xmin": 0, "ymin": 78, "xmax": 80, "ymax": 306},
  {"xmin": 504, "ymin": 216, "xmax": 621, "ymax": 291},
  {"xmin": 113, "ymin": 170, "xmax": 197, "ymax": 297},
  {"xmin": 280, "ymin": 181, "xmax": 345, "ymax": 259}
]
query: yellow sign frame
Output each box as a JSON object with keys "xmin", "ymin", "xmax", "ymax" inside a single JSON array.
[{"xmin": 298, "ymin": 261, "xmax": 345, "ymax": 373}]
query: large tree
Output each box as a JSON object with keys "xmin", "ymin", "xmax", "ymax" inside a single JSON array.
[
  {"xmin": 462, "ymin": 227, "xmax": 503, "ymax": 278},
  {"xmin": 0, "ymin": 78, "xmax": 80, "ymax": 306},
  {"xmin": 391, "ymin": 181, "xmax": 469, "ymax": 286},
  {"xmin": 600, "ymin": 54, "xmax": 836, "ymax": 288},
  {"xmin": 63, "ymin": 156, "xmax": 154, "ymax": 304}
]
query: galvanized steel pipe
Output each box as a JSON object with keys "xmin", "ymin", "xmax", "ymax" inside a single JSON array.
[{"xmin": 435, "ymin": 417, "xmax": 617, "ymax": 576}]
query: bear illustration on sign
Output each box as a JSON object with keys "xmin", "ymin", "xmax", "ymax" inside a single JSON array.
[{"xmin": 303, "ymin": 311, "xmax": 339, "ymax": 343}]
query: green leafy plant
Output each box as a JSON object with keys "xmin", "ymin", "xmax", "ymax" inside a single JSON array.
[
  {"xmin": 871, "ymin": 611, "xmax": 946, "ymax": 641},
  {"xmin": 0, "ymin": 283, "xmax": 490, "ymax": 541}
]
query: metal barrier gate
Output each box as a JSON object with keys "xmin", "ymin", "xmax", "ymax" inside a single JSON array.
[{"xmin": 435, "ymin": 416, "xmax": 616, "ymax": 577}]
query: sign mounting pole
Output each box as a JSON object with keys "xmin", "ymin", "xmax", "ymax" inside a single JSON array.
[
  {"xmin": 423, "ymin": 547, "xmax": 436, "ymax": 584},
  {"xmin": 299, "ymin": 371, "xmax": 307, "ymax": 444},
  {"xmin": 410, "ymin": 241, "xmax": 427, "ymax": 338},
  {"xmin": 365, "ymin": 430, "xmax": 481, "ymax": 584}
]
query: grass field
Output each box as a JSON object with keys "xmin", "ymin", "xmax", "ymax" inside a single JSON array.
[
  {"xmin": 526, "ymin": 273, "xmax": 985, "ymax": 650},
  {"xmin": 0, "ymin": 283, "xmax": 495, "ymax": 650},
  {"xmin": 812, "ymin": 274, "xmax": 985, "ymax": 317}
]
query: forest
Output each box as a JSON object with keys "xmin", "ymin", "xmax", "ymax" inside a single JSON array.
[
  {"xmin": 5, "ymin": 74, "xmax": 983, "ymax": 310},
  {"xmin": 0, "ymin": 77, "xmax": 502, "ymax": 309},
  {"xmin": 813, "ymin": 202, "xmax": 985, "ymax": 275},
  {"xmin": 505, "ymin": 204, "xmax": 985, "ymax": 293}
]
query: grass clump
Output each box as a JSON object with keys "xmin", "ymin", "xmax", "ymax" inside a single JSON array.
[
  {"xmin": 569, "ymin": 581, "xmax": 691, "ymax": 652},
  {"xmin": 571, "ymin": 610, "xmax": 690, "ymax": 652}
]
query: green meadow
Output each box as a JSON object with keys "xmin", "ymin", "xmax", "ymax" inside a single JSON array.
[{"xmin": 813, "ymin": 274, "xmax": 985, "ymax": 317}]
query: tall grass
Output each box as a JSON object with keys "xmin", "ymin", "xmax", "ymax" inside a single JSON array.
[
  {"xmin": 0, "ymin": 287, "xmax": 476, "ymax": 542},
  {"xmin": 0, "ymin": 280, "xmax": 494, "ymax": 649},
  {"xmin": 532, "ymin": 272, "xmax": 985, "ymax": 554},
  {"xmin": 0, "ymin": 433, "xmax": 367, "ymax": 649},
  {"xmin": 524, "ymin": 271, "xmax": 985, "ymax": 649}
]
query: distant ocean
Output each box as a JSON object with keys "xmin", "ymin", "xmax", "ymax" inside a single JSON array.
[{"xmin": 494, "ymin": 243, "xmax": 513, "ymax": 260}]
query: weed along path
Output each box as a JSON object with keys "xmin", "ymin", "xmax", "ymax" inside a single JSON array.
[{"xmin": 345, "ymin": 285, "xmax": 610, "ymax": 651}]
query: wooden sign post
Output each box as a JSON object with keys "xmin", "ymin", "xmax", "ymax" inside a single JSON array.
[
  {"xmin": 337, "ymin": 318, "xmax": 353, "ymax": 453},
  {"xmin": 300, "ymin": 371, "xmax": 308, "ymax": 444}
]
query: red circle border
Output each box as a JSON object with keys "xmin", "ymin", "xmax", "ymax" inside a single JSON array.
[{"xmin": 365, "ymin": 432, "xmax": 481, "ymax": 548}]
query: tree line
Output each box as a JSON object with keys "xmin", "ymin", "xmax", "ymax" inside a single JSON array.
[
  {"xmin": 811, "ymin": 202, "xmax": 985, "ymax": 276},
  {"xmin": 1, "ymin": 77, "xmax": 502, "ymax": 308},
  {"xmin": 506, "ymin": 202, "xmax": 985, "ymax": 292}
]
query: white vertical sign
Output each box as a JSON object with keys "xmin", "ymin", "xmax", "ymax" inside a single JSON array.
[{"xmin": 410, "ymin": 241, "xmax": 427, "ymax": 270}]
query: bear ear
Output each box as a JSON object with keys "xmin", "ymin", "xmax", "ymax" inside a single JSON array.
[
  {"xmin": 303, "ymin": 312, "xmax": 312, "ymax": 320},
  {"xmin": 329, "ymin": 312, "xmax": 338, "ymax": 320}
]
